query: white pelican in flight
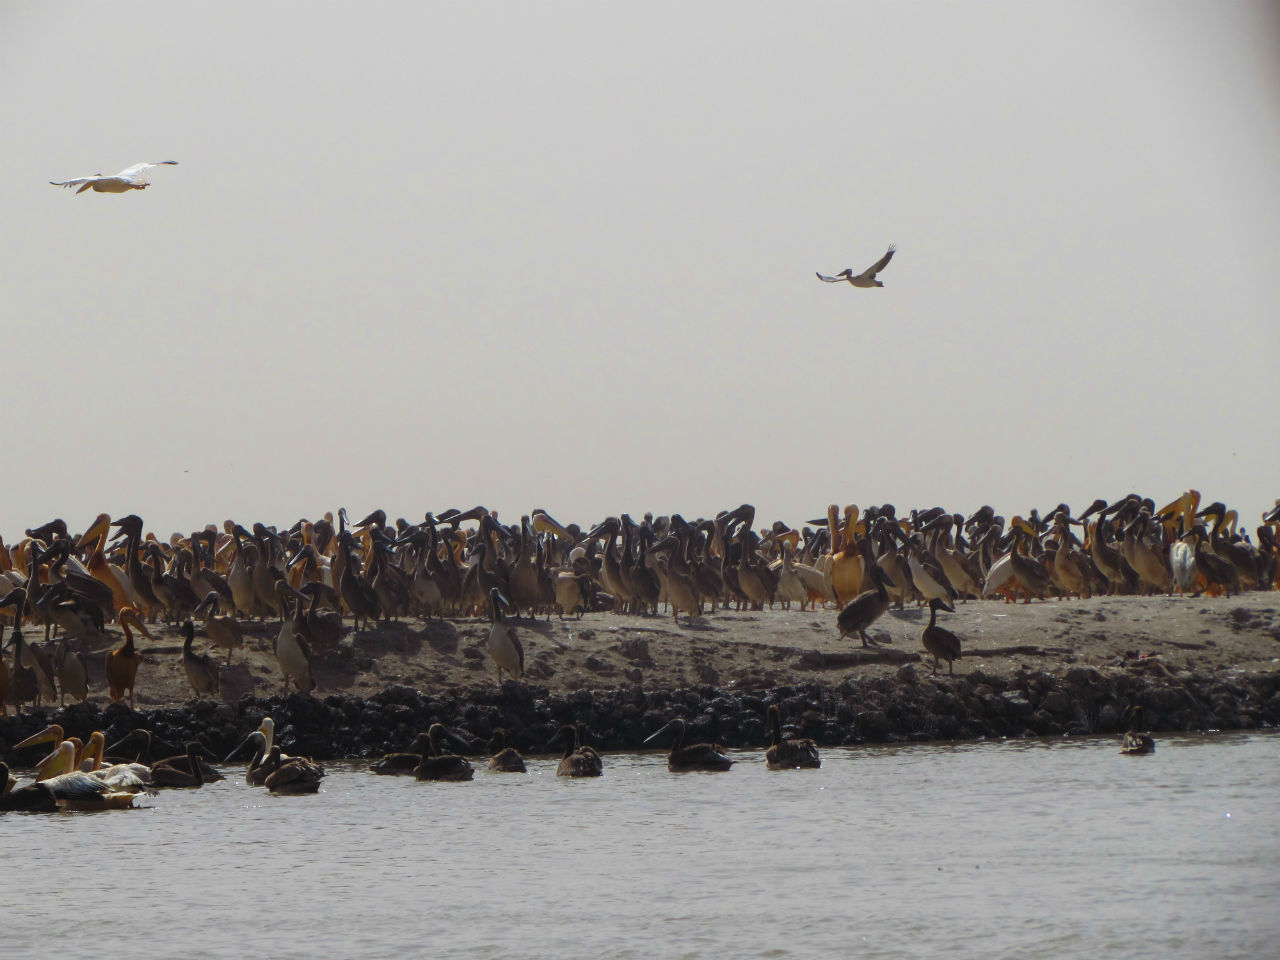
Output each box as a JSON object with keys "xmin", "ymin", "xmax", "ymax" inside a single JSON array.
[
  {"xmin": 50, "ymin": 160, "xmax": 178, "ymax": 194},
  {"xmin": 817, "ymin": 244, "xmax": 896, "ymax": 287}
]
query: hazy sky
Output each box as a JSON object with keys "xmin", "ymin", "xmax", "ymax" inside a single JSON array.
[{"xmin": 3, "ymin": 2, "xmax": 1278, "ymax": 539}]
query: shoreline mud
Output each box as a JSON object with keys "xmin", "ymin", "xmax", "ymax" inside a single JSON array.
[{"xmin": 3, "ymin": 590, "xmax": 1278, "ymax": 763}]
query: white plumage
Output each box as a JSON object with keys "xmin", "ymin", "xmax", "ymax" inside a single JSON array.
[{"xmin": 51, "ymin": 160, "xmax": 178, "ymax": 194}]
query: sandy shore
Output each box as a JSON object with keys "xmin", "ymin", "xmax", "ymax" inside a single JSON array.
[{"xmin": 20, "ymin": 591, "xmax": 1280, "ymax": 709}]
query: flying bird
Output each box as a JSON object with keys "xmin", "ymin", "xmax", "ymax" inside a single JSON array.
[
  {"xmin": 816, "ymin": 244, "xmax": 896, "ymax": 287},
  {"xmin": 50, "ymin": 161, "xmax": 179, "ymax": 194}
]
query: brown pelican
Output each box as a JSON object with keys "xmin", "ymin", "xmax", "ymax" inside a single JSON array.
[
  {"xmin": 0, "ymin": 761, "xmax": 58, "ymax": 812},
  {"xmin": 644, "ymin": 717, "xmax": 733, "ymax": 772},
  {"xmin": 106, "ymin": 606, "xmax": 153, "ymax": 708},
  {"xmin": 551, "ymin": 724, "xmax": 603, "ymax": 778},
  {"xmin": 1119, "ymin": 706, "xmax": 1155, "ymax": 755},
  {"xmin": 765, "ymin": 704, "xmax": 820, "ymax": 770},
  {"xmin": 264, "ymin": 747, "xmax": 325, "ymax": 794},
  {"xmin": 149, "ymin": 742, "xmax": 213, "ymax": 788},
  {"xmin": 193, "ymin": 591, "xmax": 245, "ymax": 664},
  {"xmin": 413, "ymin": 724, "xmax": 474, "ymax": 781},
  {"xmin": 180, "ymin": 619, "xmax": 221, "ymax": 699},
  {"xmin": 486, "ymin": 729, "xmax": 527, "ymax": 773},
  {"xmin": 371, "ymin": 733, "xmax": 433, "ymax": 775},
  {"xmin": 816, "ymin": 244, "xmax": 896, "ymax": 287},
  {"xmin": 920, "ymin": 597, "xmax": 963, "ymax": 674},
  {"xmin": 835, "ymin": 565, "xmax": 895, "ymax": 647}
]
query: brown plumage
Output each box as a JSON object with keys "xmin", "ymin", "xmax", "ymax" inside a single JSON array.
[
  {"xmin": 921, "ymin": 597, "xmax": 963, "ymax": 675},
  {"xmin": 107, "ymin": 606, "xmax": 152, "ymax": 709},
  {"xmin": 413, "ymin": 724, "xmax": 474, "ymax": 781},
  {"xmin": 644, "ymin": 717, "xmax": 733, "ymax": 772},
  {"xmin": 486, "ymin": 729, "xmax": 527, "ymax": 773},
  {"xmin": 1119, "ymin": 705, "xmax": 1155, "ymax": 755},
  {"xmin": 765, "ymin": 704, "xmax": 820, "ymax": 770},
  {"xmin": 264, "ymin": 747, "xmax": 325, "ymax": 793},
  {"xmin": 553, "ymin": 724, "xmax": 603, "ymax": 778},
  {"xmin": 180, "ymin": 619, "xmax": 221, "ymax": 699},
  {"xmin": 835, "ymin": 564, "xmax": 895, "ymax": 647}
]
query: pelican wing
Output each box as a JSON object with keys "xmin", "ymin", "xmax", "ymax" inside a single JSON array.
[
  {"xmin": 50, "ymin": 175, "xmax": 100, "ymax": 189},
  {"xmin": 815, "ymin": 270, "xmax": 852, "ymax": 283},
  {"xmin": 116, "ymin": 160, "xmax": 178, "ymax": 179},
  {"xmin": 856, "ymin": 244, "xmax": 896, "ymax": 280},
  {"xmin": 43, "ymin": 771, "xmax": 109, "ymax": 800}
]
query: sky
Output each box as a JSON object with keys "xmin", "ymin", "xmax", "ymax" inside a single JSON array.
[{"xmin": 2, "ymin": 2, "xmax": 1278, "ymax": 539}]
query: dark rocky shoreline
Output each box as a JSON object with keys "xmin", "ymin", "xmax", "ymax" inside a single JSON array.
[{"xmin": 4, "ymin": 665, "xmax": 1278, "ymax": 766}]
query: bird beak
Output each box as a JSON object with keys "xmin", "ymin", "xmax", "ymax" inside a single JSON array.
[
  {"xmin": 643, "ymin": 722, "xmax": 674, "ymax": 745},
  {"xmin": 224, "ymin": 737, "xmax": 253, "ymax": 764},
  {"xmin": 14, "ymin": 725, "xmax": 62, "ymax": 750}
]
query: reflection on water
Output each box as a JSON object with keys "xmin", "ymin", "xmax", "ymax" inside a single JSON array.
[{"xmin": 6, "ymin": 733, "xmax": 1279, "ymax": 959}]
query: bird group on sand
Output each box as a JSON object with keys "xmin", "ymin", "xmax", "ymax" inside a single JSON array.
[{"xmin": 0, "ymin": 492, "xmax": 1276, "ymax": 715}]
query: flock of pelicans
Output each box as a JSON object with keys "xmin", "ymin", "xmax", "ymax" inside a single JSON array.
[
  {"xmin": 0, "ymin": 696, "xmax": 1162, "ymax": 812},
  {"xmin": 0, "ymin": 491, "xmax": 1277, "ymax": 712}
]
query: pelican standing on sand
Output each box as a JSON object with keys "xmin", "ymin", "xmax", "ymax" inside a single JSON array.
[
  {"xmin": 921, "ymin": 597, "xmax": 964, "ymax": 675},
  {"xmin": 486, "ymin": 588, "xmax": 524, "ymax": 684},
  {"xmin": 816, "ymin": 244, "xmax": 896, "ymax": 287},
  {"xmin": 50, "ymin": 160, "xmax": 178, "ymax": 194},
  {"xmin": 835, "ymin": 565, "xmax": 895, "ymax": 648}
]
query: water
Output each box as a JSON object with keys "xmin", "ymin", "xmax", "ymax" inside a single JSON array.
[{"xmin": 6, "ymin": 733, "xmax": 1278, "ymax": 959}]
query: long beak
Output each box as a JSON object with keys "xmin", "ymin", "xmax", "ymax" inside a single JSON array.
[
  {"xmin": 224, "ymin": 737, "xmax": 254, "ymax": 763},
  {"xmin": 76, "ymin": 514, "xmax": 112, "ymax": 550},
  {"xmin": 532, "ymin": 509, "xmax": 573, "ymax": 541},
  {"xmin": 643, "ymin": 722, "xmax": 674, "ymax": 745},
  {"xmin": 14, "ymin": 724, "xmax": 62, "ymax": 750},
  {"xmin": 449, "ymin": 731, "xmax": 474, "ymax": 754}
]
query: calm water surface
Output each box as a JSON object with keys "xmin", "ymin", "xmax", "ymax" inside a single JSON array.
[{"xmin": 7, "ymin": 733, "xmax": 1278, "ymax": 959}]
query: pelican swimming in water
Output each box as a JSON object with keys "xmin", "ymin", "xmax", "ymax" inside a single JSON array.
[
  {"xmin": 263, "ymin": 746, "xmax": 325, "ymax": 794},
  {"xmin": 765, "ymin": 704, "xmax": 820, "ymax": 770},
  {"xmin": 370, "ymin": 732, "xmax": 432, "ymax": 775},
  {"xmin": 413, "ymin": 724, "xmax": 474, "ymax": 781},
  {"xmin": 50, "ymin": 160, "xmax": 178, "ymax": 194},
  {"xmin": 33, "ymin": 741, "xmax": 139, "ymax": 809},
  {"xmin": 551, "ymin": 724, "xmax": 602, "ymax": 778},
  {"xmin": 149, "ymin": 742, "xmax": 214, "ymax": 789},
  {"xmin": 816, "ymin": 244, "xmax": 896, "ymax": 288},
  {"xmin": 644, "ymin": 717, "xmax": 734, "ymax": 772},
  {"xmin": 486, "ymin": 729, "xmax": 527, "ymax": 773},
  {"xmin": 0, "ymin": 761, "xmax": 58, "ymax": 812},
  {"xmin": 1119, "ymin": 705, "xmax": 1155, "ymax": 755}
]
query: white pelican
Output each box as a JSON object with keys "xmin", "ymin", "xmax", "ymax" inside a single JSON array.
[
  {"xmin": 50, "ymin": 160, "xmax": 178, "ymax": 194},
  {"xmin": 486, "ymin": 588, "xmax": 524, "ymax": 684},
  {"xmin": 78, "ymin": 731, "xmax": 155, "ymax": 794},
  {"xmin": 816, "ymin": 244, "xmax": 896, "ymax": 287},
  {"xmin": 36, "ymin": 741, "xmax": 138, "ymax": 809}
]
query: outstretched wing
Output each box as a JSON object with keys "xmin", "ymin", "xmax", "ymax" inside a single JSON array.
[
  {"xmin": 50, "ymin": 175, "xmax": 100, "ymax": 189},
  {"xmin": 856, "ymin": 244, "xmax": 896, "ymax": 280},
  {"xmin": 115, "ymin": 160, "xmax": 179, "ymax": 179},
  {"xmin": 816, "ymin": 269, "xmax": 852, "ymax": 283}
]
